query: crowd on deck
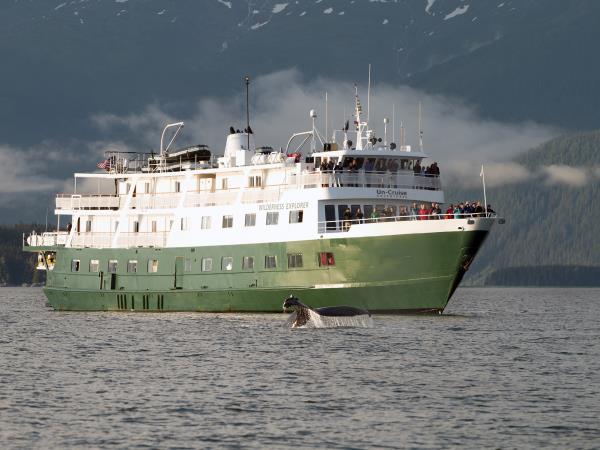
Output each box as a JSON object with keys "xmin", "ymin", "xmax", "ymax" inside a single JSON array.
[{"xmin": 340, "ymin": 201, "xmax": 495, "ymax": 229}]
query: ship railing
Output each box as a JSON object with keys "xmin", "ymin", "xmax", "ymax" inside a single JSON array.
[
  {"xmin": 56, "ymin": 194, "xmax": 121, "ymax": 210},
  {"xmin": 24, "ymin": 231, "xmax": 69, "ymax": 247},
  {"xmin": 288, "ymin": 171, "xmax": 441, "ymax": 191},
  {"xmin": 318, "ymin": 212, "xmax": 495, "ymax": 233},
  {"xmin": 69, "ymin": 232, "xmax": 168, "ymax": 248}
]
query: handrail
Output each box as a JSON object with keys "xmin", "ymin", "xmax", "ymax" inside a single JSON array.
[{"xmin": 317, "ymin": 212, "xmax": 495, "ymax": 233}]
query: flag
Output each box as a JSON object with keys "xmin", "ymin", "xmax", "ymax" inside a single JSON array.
[{"xmin": 97, "ymin": 158, "xmax": 112, "ymax": 171}]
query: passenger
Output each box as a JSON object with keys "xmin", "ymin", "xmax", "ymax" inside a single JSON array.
[
  {"xmin": 410, "ymin": 202, "xmax": 418, "ymax": 220},
  {"xmin": 429, "ymin": 202, "xmax": 438, "ymax": 220},
  {"xmin": 343, "ymin": 207, "xmax": 352, "ymax": 230},
  {"xmin": 418, "ymin": 203, "xmax": 428, "ymax": 220},
  {"xmin": 370, "ymin": 208, "xmax": 380, "ymax": 222},
  {"xmin": 67, "ymin": 222, "xmax": 72, "ymax": 232},
  {"xmin": 413, "ymin": 160, "xmax": 421, "ymax": 175},
  {"xmin": 445, "ymin": 204, "xmax": 454, "ymax": 219},
  {"xmin": 474, "ymin": 201, "xmax": 485, "ymax": 217},
  {"xmin": 486, "ymin": 204, "xmax": 496, "ymax": 215},
  {"xmin": 355, "ymin": 208, "xmax": 364, "ymax": 224}
]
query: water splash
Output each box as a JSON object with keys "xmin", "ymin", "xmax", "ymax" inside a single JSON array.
[{"xmin": 289, "ymin": 309, "xmax": 374, "ymax": 329}]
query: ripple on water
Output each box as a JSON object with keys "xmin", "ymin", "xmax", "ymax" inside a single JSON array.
[{"xmin": 1, "ymin": 287, "xmax": 600, "ymax": 448}]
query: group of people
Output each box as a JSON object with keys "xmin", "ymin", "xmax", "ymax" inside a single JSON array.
[
  {"xmin": 413, "ymin": 161, "xmax": 440, "ymax": 177},
  {"xmin": 340, "ymin": 201, "xmax": 496, "ymax": 229}
]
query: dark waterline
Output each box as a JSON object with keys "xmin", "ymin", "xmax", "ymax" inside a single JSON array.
[{"xmin": 1, "ymin": 287, "xmax": 599, "ymax": 449}]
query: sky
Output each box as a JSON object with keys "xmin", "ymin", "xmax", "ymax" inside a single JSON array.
[{"xmin": 1, "ymin": 68, "xmax": 597, "ymax": 223}]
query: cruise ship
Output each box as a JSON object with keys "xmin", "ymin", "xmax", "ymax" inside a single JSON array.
[{"xmin": 24, "ymin": 86, "xmax": 499, "ymax": 313}]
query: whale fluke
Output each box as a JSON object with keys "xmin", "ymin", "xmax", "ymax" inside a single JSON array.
[{"xmin": 283, "ymin": 295, "xmax": 372, "ymax": 328}]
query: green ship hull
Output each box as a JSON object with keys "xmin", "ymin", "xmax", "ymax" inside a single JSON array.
[{"xmin": 30, "ymin": 225, "xmax": 490, "ymax": 313}]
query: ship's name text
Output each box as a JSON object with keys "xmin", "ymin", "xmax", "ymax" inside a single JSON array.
[
  {"xmin": 259, "ymin": 202, "xmax": 309, "ymax": 211},
  {"xmin": 376, "ymin": 189, "xmax": 408, "ymax": 199}
]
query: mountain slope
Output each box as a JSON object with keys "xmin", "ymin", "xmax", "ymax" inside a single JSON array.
[{"xmin": 455, "ymin": 130, "xmax": 600, "ymax": 285}]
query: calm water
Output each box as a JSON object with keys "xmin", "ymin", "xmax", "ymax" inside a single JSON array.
[{"xmin": 1, "ymin": 287, "xmax": 599, "ymax": 449}]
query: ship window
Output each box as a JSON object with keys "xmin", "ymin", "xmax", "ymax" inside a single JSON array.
[
  {"xmin": 133, "ymin": 221, "xmax": 140, "ymax": 233},
  {"xmin": 148, "ymin": 259, "xmax": 159, "ymax": 273},
  {"xmin": 184, "ymin": 258, "xmax": 192, "ymax": 272},
  {"xmin": 180, "ymin": 217, "xmax": 188, "ymax": 231},
  {"xmin": 242, "ymin": 256, "xmax": 254, "ymax": 270},
  {"xmin": 222, "ymin": 215, "xmax": 233, "ymax": 228},
  {"xmin": 145, "ymin": 182, "xmax": 151, "ymax": 193},
  {"xmin": 108, "ymin": 260, "xmax": 118, "ymax": 273},
  {"xmin": 201, "ymin": 216, "xmax": 211, "ymax": 230},
  {"xmin": 248, "ymin": 176, "xmax": 262, "ymax": 187},
  {"xmin": 325, "ymin": 204, "xmax": 336, "ymax": 230},
  {"xmin": 221, "ymin": 178, "xmax": 228, "ymax": 190},
  {"xmin": 221, "ymin": 257, "xmax": 233, "ymax": 271},
  {"xmin": 114, "ymin": 221, "xmax": 119, "ymax": 232},
  {"xmin": 287, "ymin": 253, "xmax": 303, "ymax": 268},
  {"xmin": 201, "ymin": 257, "xmax": 213, "ymax": 272},
  {"xmin": 175, "ymin": 181, "xmax": 181, "ymax": 193},
  {"xmin": 289, "ymin": 210, "xmax": 303, "ymax": 224},
  {"xmin": 245, "ymin": 213, "xmax": 256, "ymax": 227},
  {"xmin": 151, "ymin": 221, "xmax": 157, "ymax": 233},
  {"xmin": 319, "ymin": 252, "xmax": 335, "ymax": 267},
  {"xmin": 264, "ymin": 255, "xmax": 277, "ymax": 269},
  {"xmin": 127, "ymin": 260, "xmax": 138, "ymax": 273},
  {"xmin": 266, "ymin": 211, "xmax": 279, "ymax": 226},
  {"xmin": 85, "ymin": 220, "xmax": 92, "ymax": 232},
  {"xmin": 89, "ymin": 259, "xmax": 99, "ymax": 273},
  {"xmin": 71, "ymin": 259, "xmax": 80, "ymax": 272}
]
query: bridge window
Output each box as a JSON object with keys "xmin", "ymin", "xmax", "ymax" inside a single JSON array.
[
  {"xmin": 71, "ymin": 259, "xmax": 80, "ymax": 272},
  {"xmin": 289, "ymin": 210, "xmax": 303, "ymax": 224},
  {"xmin": 221, "ymin": 256, "xmax": 233, "ymax": 271},
  {"xmin": 89, "ymin": 259, "xmax": 99, "ymax": 273},
  {"xmin": 108, "ymin": 260, "xmax": 118, "ymax": 273},
  {"xmin": 319, "ymin": 252, "xmax": 335, "ymax": 267},
  {"xmin": 287, "ymin": 253, "xmax": 303, "ymax": 268},
  {"xmin": 264, "ymin": 255, "xmax": 277, "ymax": 269},
  {"xmin": 201, "ymin": 257, "xmax": 213, "ymax": 272},
  {"xmin": 148, "ymin": 259, "xmax": 159, "ymax": 273},
  {"xmin": 222, "ymin": 215, "xmax": 233, "ymax": 228},
  {"xmin": 266, "ymin": 212, "xmax": 279, "ymax": 226},
  {"xmin": 127, "ymin": 260, "xmax": 138, "ymax": 273},
  {"xmin": 201, "ymin": 216, "xmax": 211, "ymax": 229},
  {"xmin": 245, "ymin": 213, "xmax": 256, "ymax": 227},
  {"xmin": 242, "ymin": 256, "xmax": 254, "ymax": 270}
]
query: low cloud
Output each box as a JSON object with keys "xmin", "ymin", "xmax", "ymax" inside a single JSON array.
[
  {"xmin": 541, "ymin": 165, "xmax": 591, "ymax": 187},
  {"xmin": 90, "ymin": 68, "xmax": 558, "ymax": 188},
  {"xmin": 0, "ymin": 69, "xmax": 571, "ymax": 221}
]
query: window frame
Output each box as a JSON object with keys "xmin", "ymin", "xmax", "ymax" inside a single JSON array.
[
  {"xmin": 242, "ymin": 256, "xmax": 255, "ymax": 270},
  {"xmin": 287, "ymin": 253, "xmax": 303, "ymax": 268},
  {"xmin": 266, "ymin": 211, "xmax": 279, "ymax": 226},
  {"xmin": 244, "ymin": 213, "xmax": 256, "ymax": 227},
  {"xmin": 222, "ymin": 215, "xmax": 233, "ymax": 229},
  {"xmin": 127, "ymin": 260, "xmax": 138, "ymax": 273},
  {"xmin": 201, "ymin": 257, "xmax": 213, "ymax": 272},
  {"xmin": 148, "ymin": 259, "xmax": 159, "ymax": 273},
  {"xmin": 264, "ymin": 255, "xmax": 277, "ymax": 269},
  {"xmin": 71, "ymin": 259, "xmax": 81, "ymax": 272}
]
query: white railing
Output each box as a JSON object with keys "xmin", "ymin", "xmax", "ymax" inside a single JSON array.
[
  {"xmin": 55, "ymin": 172, "xmax": 441, "ymax": 211},
  {"xmin": 318, "ymin": 212, "xmax": 494, "ymax": 233},
  {"xmin": 69, "ymin": 232, "xmax": 168, "ymax": 248},
  {"xmin": 56, "ymin": 194, "xmax": 121, "ymax": 210},
  {"xmin": 293, "ymin": 171, "xmax": 441, "ymax": 191},
  {"xmin": 25, "ymin": 231, "xmax": 69, "ymax": 247}
]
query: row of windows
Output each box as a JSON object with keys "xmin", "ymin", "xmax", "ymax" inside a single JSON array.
[
  {"xmin": 79, "ymin": 209, "xmax": 304, "ymax": 234},
  {"xmin": 70, "ymin": 252, "xmax": 335, "ymax": 273}
]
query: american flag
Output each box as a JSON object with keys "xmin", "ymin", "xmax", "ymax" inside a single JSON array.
[{"xmin": 96, "ymin": 158, "xmax": 112, "ymax": 171}]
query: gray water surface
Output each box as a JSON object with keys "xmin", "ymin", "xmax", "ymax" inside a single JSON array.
[{"xmin": 1, "ymin": 287, "xmax": 599, "ymax": 449}]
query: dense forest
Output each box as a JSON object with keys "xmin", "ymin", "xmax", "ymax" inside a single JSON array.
[
  {"xmin": 453, "ymin": 130, "xmax": 600, "ymax": 286},
  {"xmin": 0, "ymin": 224, "xmax": 45, "ymax": 286}
]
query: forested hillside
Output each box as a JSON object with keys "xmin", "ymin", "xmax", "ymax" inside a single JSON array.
[
  {"xmin": 0, "ymin": 225, "xmax": 44, "ymax": 286},
  {"xmin": 454, "ymin": 130, "xmax": 600, "ymax": 285}
]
